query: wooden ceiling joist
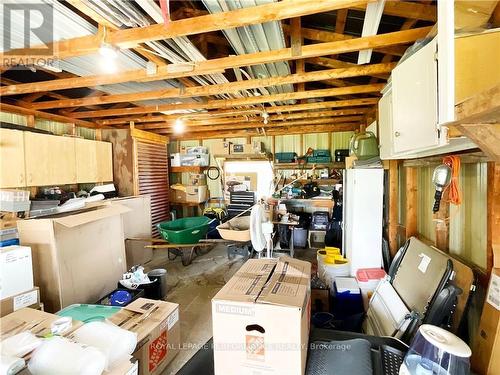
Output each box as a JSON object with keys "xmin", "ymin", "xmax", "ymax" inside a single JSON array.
[
  {"xmin": 157, "ymin": 116, "xmax": 364, "ymax": 134},
  {"xmin": 66, "ymin": 84, "xmax": 384, "ymax": 119},
  {"xmin": 98, "ymin": 98, "xmax": 379, "ymax": 125},
  {"xmin": 133, "ymin": 110, "xmax": 367, "ymax": 130},
  {"xmin": 173, "ymin": 123, "xmax": 360, "ymax": 140},
  {"xmin": 29, "ymin": 62, "xmax": 396, "ymax": 110},
  {"xmin": 98, "ymin": 106, "xmax": 371, "ymax": 126},
  {"xmin": 1, "ymin": 0, "xmax": 371, "ymax": 64},
  {"xmin": 353, "ymin": 1, "xmax": 436, "ymax": 21},
  {"xmin": 283, "ymin": 25, "xmax": 408, "ymax": 56},
  {"xmin": 0, "ymin": 27, "xmax": 431, "ymax": 96},
  {"xmin": 307, "ymin": 57, "xmax": 389, "ymax": 79}
]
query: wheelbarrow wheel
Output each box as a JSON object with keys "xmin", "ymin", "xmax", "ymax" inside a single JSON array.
[{"xmin": 181, "ymin": 247, "xmax": 195, "ymax": 266}]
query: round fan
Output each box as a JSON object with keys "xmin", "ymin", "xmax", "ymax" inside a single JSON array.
[{"xmin": 250, "ymin": 204, "xmax": 274, "ymax": 258}]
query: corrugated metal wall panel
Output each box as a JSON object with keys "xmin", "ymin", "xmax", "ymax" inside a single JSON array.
[
  {"xmin": 1, "ymin": 111, "xmax": 28, "ymax": 126},
  {"xmin": 303, "ymin": 133, "xmax": 329, "ymax": 153},
  {"xmin": 1, "ymin": 111, "xmax": 95, "ymax": 140},
  {"xmin": 399, "ymin": 162, "xmax": 488, "ymax": 269},
  {"xmin": 331, "ymin": 131, "xmax": 355, "ymax": 153},
  {"xmin": 274, "ymin": 135, "xmax": 301, "ymax": 153},
  {"xmin": 417, "ymin": 167, "xmax": 436, "ymax": 242},
  {"xmin": 449, "ymin": 163, "xmax": 488, "ymax": 268}
]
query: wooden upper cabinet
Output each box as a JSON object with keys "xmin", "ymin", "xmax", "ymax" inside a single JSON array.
[
  {"xmin": 24, "ymin": 132, "xmax": 76, "ymax": 186},
  {"xmin": 75, "ymin": 138, "xmax": 98, "ymax": 183},
  {"xmin": 95, "ymin": 141, "xmax": 113, "ymax": 182},
  {"xmin": 0, "ymin": 129, "xmax": 26, "ymax": 188},
  {"xmin": 75, "ymin": 139, "xmax": 113, "ymax": 183}
]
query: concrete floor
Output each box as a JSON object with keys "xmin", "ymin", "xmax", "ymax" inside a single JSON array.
[
  {"xmin": 144, "ymin": 244, "xmax": 245, "ymax": 375},
  {"xmin": 143, "ymin": 244, "xmax": 317, "ymax": 375}
]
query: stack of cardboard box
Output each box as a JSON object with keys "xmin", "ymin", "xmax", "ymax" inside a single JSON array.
[
  {"xmin": 0, "ymin": 245, "xmax": 41, "ymax": 317},
  {"xmin": 0, "ymin": 297, "xmax": 181, "ymax": 375}
]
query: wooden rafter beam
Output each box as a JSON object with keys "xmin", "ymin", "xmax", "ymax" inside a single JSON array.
[
  {"xmin": 29, "ymin": 62, "xmax": 395, "ymax": 110},
  {"xmin": 282, "ymin": 24, "xmax": 408, "ymax": 56},
  {"xmin": 98, "ymin": 107, "xmax": 370, "ymax": 126},
  {"xmin": 0, "ymin": 103, "xmax": 97, "ymax": 128},
  {"xmin": 66, "ymin": 84, "xmax": 384, "ymax": 119},
  {"xmin": 133, "ymin": 110, "xmax": 366, "ymax": 130},
  {"xmin": 98, "ymin": 98, "xmax": 378, "ymax": 125},
  {"xmin": 172, "ymin": 123, "xmax": 360, "ymax": 139},
  {"xmin": 353, "ymin": 1, "xmax": 436, "ymax": 21},
  {"xmin": 307, "ymin": 57, "xmax": 389, "ymax": 79},
  {"xmin": 157, "ymin": 116, "xmax": 363, "ymax": 134},
  {"xmin": 0, "ymin": 27, "xmax": 430, "ymax": 96},
  {"xmin": 1, "ymin": 0, "xmax": 371, "ymax": 63}
]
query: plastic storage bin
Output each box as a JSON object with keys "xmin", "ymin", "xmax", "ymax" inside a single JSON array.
[
  {"xmin": 356, "ymin": 268, "xmax": 387, "ymax": 310},
  {"xmin": 217, "ymin": 216, "xmax": 251, "ymax": 242},
  {"xmin": 332, "ymin": 277, "xmax": 364, "ymax": 320},
  {"xmin": 275, "ymin": 152, "xmax": 297, "ymax": 163},
  {"xmin": 293, "ymin": 228, "xmax": 308, "ymax": 248},
  {"xmin": 57, "ymin": 304, "xmax": 121, "ymax": 322},
  {"xmin": 157, "ymin": 216, "xmax": 214, "ymax": 244}
]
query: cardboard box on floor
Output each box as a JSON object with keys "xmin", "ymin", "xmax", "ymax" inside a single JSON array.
[
  {"xmin": 212, "ymin": 257, "xmax": 311, "ymax": 375},
  {"xmin": 1, "ymin": 287, "xmax": 40, "ymax": 317},
  {"xmin": 16, "ymin": 204, "xmax": 129, "ymax": 312},
  {"xmin": 472, "ymin": 268, "xmax": 500, "ymax": 375},
  {"xmin": 0, "ymin": 307, "xmax": 82, "ymax": 339},
  {"xmin": 108, "ymin": 196, "xmax": 153, "ymax": 268},
  {"xmin": 109, "ymin": 298, "xmax": 180, "ymax": 375},
  {"xmin": 0, "ymin": 245, "xmax": 34, "ymax": 299},
  {"xmin": 106, "ymin": 357, "xmax": 139, "ymax": 375}
]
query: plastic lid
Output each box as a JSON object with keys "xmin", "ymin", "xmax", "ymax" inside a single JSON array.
[
  {"xmin": 419, "ymin": 325, "xmax": 472, "ymax": 358},
  {"xmin": 335, "ymin": 277, "xmax": 360, "ymax": 294},
  {"xmin": 356, "ymin": 268, "xmax": 386, "ymax": 282}
]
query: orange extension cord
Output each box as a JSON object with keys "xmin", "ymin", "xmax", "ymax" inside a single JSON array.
[{"xmin": 442, "ymin": 155, "xmax": 462, "ymax": 206}]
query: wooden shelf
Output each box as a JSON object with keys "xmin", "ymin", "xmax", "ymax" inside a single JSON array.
[
  {"xmin": 170, "ymin": 201, "xmax": 207, "ymax": 207},
  {"xmin": 274, "ymin": 162, "xmax": 345, "ymax": 170},
  {"xmin": 213, "ymin": 154, "xmax": 271, "ymax": 160},
  {"xmin": 297, "ymin": 178, "xmax": 340, "ymax": 185},
  {"xmin": 170, "ymin": 166, "xmax": 208, "ymax": 173}
]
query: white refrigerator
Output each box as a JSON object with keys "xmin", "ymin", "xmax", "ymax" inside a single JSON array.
[{"xmin": 343, "ymin": 168, "xmax": 384, "ymax": 276}]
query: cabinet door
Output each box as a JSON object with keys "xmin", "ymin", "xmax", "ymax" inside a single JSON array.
[
  {"xmin": 75, "ymin": 138, "xmax": 98, "ymax": 183},
  {"xmin": 95, "ymin": 141, "xmax": 113, "ymax": 182},
  {"xmin": 0, "ymin": 129, "xmax": 26, "ymax": 188},
  {"xmin": 378, "ymin": 89, "xmax": 394, "ymax": 160},
  {"xmin": 25, "ymin": 132, "xmax": 76, "ymax": 186},
  {"xmin": 392, "ymin": 38, "xmax": 439, "ymax": 154}
]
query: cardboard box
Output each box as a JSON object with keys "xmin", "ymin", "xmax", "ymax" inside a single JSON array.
[
  {"xmin": 230, "ymin": 144, "xmax": 252, "ymax": 154},
  {"xmin": 106, "ymin": 357, "xmax": 139, "ymax": 375},
  {"xmin": 188, "ymin": 173, "xmax": 207, "ymax": 186},
  {"xmin": 472, "ymin": 268, "xmax": 500, "ymax": 375},
  {"xmin": 109, "ymin": 298, "xmax": 180, "ymax": 375},
  {"xmin": 0, "ymin": 307, "xmax": 81, "ymax": 338},
  {"xmin": 0, "ymin": 245, "xmax": 33, "ymax": 299},
  {"xmin": 212, "ymin": 257, "xmax": 311, "ymax": 375},
  {"xmin": 16, "ymin": 204, "xmax": 129, "ymax": 313},
  {"xmin": 186, "ymin": 185, "xmax": 208, "ymax": 203},
  {"xmin": 170, "ymin": 186, "xmax": 187, "ymax": 203},
  {"xmin": 212, "ymin": 140, "xmax": 231, "ymax": 155},
  {"xmin": 455, "ymin": 30, "xmax": 500, "ymax": 104},
  {"xmin": 311, "ymin": 288, "xmax": 330, "ymax": 314},
  {"xmin": 109, "ymin": 196, "xmax": 153, "ymax": 268},
  {"xmin": 1, "ymin": 287, "xmax": 40, "ymax": 317},
  {"xmin": 345, "ymin": 155, "xmax": 357, "ymax": 169},
  {"xmin": 170, "ymin": 153, "xmax": 181, "ymax": 167},
  {"xmin": 252, "ymin": 141, "xmax": 265, "ymax": 153}
]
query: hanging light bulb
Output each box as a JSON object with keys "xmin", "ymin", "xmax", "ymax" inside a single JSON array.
[
  {"xmin": 99, "ymin": 42, "xmax": 119, "ymax": 59},
  {"xmin": 173, "ymin": 119, "xmax": 185, "ymax": 134}
]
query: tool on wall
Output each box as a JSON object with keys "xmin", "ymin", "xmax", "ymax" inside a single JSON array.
[{"xmin": 432, "ymin": 164, "xmax": 452, "ymax": 213}]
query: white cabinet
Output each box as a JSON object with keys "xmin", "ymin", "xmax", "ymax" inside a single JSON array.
[
  {"xmin": 378, "ymin": 85, "xmax": 394, "ymax": 160},
  {"xmin": 392, "ymin": 38, "xmax": 439, "ymax": 154},
  {"xmin": 343, "ymin": 169, "xmax": 384, "ymax": 276}
]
